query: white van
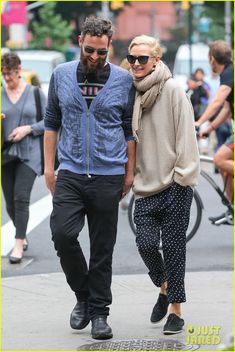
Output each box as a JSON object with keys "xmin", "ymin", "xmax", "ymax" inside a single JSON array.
[
  {"xmin": 16, "ymin": 50, "xmax": 66, "ymax": 95},
  {"xmin": 173, "ymin": 43, "xmax": 211, "ymax": 90}
]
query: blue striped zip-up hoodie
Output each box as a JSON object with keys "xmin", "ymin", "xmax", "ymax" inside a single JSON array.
[{"xmin": 44, "ymin": 61, "xmax": 135, "ymax": 175}]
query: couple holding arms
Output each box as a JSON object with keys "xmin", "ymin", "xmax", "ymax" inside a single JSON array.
[
  {"xmin": 43, "ymin": 16, "xmax": 200, "ymax": 340},
  {"xmin": 2, "ymin": 14, "xmax": 233, "ymax": 341}
]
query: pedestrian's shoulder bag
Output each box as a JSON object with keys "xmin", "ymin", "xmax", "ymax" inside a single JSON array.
[
  {"xmin": 1, "ymin": 91, "xmax": 28, "ymax": 165},
  {"xmin": 1, "ymin": 140, "xmax": 19, "ymax": 165},
  {"xmin": 33, "ymin": 87, "xmax": 59, "ymax": 175}
]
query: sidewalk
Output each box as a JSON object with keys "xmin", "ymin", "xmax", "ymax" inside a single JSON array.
[{"xmin": 2, "ymin": 271, "xmax": 233, "ymax": 351}]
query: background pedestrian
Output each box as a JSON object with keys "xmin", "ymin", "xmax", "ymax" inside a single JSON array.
[{"xmin": 1, "ymin": 52, "xmax": 45, "ymax": 264}]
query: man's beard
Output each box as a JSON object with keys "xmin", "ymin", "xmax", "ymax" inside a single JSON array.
[{"xmin": 80, "ymin": 52, "xmax": 106, "ymax": 75}]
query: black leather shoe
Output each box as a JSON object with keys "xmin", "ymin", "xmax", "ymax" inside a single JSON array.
[
  {"xmin": 70, "ymin": 301, "xmax": 90, "ymax": 330},
  {"xmin": 91, "ymin": 316, "xmax": 113, "ymax": 340}
]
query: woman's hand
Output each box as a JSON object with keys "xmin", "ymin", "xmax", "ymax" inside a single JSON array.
[{"xmin": 9, "ymin": 125, "xmax": 32, "ymax": 142}]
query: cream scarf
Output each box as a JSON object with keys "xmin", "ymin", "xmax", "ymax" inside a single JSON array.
[{"xmin": 132, "ymin": 60, "xmax": 172, "ymax": 141}]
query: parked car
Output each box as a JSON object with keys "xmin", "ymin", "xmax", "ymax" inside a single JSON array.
[
  {"xmin": 173, "ymin": 43, "xmax": 211, "ymax": 90},
  {"xmin": 15, "ymin": 50, "xmax": 66, "ymax": 95}
]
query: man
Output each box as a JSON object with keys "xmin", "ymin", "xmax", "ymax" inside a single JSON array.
[
  {"xmin": 204, "ymin": 71, "xmax": 232, "ymax": 155},
  {"xmin": 44, "ymin": 17, "xmax": 135, "ymax": 340},
  {"xmin": 195, "ymin": 40, "xmax": 233, "ymax": 224}
]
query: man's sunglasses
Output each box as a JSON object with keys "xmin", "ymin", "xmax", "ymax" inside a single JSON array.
[
  {"xmin": 84, "ymin": 46, "xmax": 108, "ymax": 56},
  {"xmin": 126, "ymin": 55, "xmax": 153, "ymax": 65}
]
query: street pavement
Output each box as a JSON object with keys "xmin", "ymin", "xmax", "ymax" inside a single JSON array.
[
  {"xmin": 2, "ymin": 270, "xmax": 233, "ymax": 351},
  {"xmin": 1, "ymin": 155, "xmax": 234, "ymax": 350}
]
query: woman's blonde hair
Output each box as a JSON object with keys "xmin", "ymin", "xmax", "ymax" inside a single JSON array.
[
  {"xmin": 119, "ymin": 58, "xmax": 131, "ymax": 71},
  {"xmin": 128, "ymin": 35, "xmax": 162, "ymax": 58}
]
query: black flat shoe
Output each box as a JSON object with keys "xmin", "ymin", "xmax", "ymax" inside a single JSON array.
[
  {"xmin": 151, "ymin": 293, "xmax": 169, "ymax": 324},
  {"xmin": 91, "ymin": 316, "xmax": 113, "ymax": 340},
  {"xmin": 23, "ymin": 237, "xmax": 28, "ymax": 251},
  {"xmin": 163, "ymin": 313, "xmax": 184, "ymax": 335},
  {"xmin": 70, "ymin": 300, "xmax": 90, "ymax": 330},
  {"xmin": 9, "ymin": 255, "xmax": 22, "ymax": 264}
]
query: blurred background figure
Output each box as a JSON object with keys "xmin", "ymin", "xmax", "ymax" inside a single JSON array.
[
  {"xmin": 1, "ymin": 52, "xmax": 46, "ymax": 264},
  {"xmin": 195, "ymin": 40, "xmax": 234, "ymax": 224},
  {"xmin": 187, "ymin": 68, "xmax": 210, "ymax": 121},
  {"xmin": 187, "ymin": 68, "xmax": 210, "ymax": 154},
  {"xmin": 205, "ymin": 70, "xmax": 233, "ymax": 158}
]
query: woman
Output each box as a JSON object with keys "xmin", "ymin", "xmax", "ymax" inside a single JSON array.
[
  {"xmin": 1, "ymin": 52, "xmax": 46, "ymax": 264},
  {"xmin": 187, "ymin": 68, "xmax": 210, "ymax": 154},
  {"xmin": 187, "ymin": 68, "xmax": 210, "ymax": 122},
  {"xmin": 127, "ymin": 36, "xmax": 200, "ymax": 334}
]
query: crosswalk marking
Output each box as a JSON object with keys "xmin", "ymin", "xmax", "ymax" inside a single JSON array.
[{"xmin": 1, "ymin": 194, "xmax": 52, "ymax": 256}]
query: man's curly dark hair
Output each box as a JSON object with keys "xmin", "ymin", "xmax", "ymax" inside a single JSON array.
[{"xmin": 81, "ymin": 16, "xmax": 113, "ymax": 41}]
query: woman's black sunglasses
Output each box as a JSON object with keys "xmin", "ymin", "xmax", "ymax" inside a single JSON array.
[
  {"xmin": 84, "ymin": 46, "xmax": 108, "ymax": 56},
  {"xmin": 126, "ymin": 55, "xmax": 152, "ymax": 65}
]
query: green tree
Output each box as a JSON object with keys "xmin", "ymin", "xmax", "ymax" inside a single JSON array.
[
  {"xmin": 200, "ymin": 2, "xmax": 233, "ymax": 45},
  {"xmin": 55, "ymin": 1, "xmax": 101, "ymax": 22},
  {"xmin": 29, "ymin": 2, "xmax": 72, "ymax": 52},
  {"xmin": 170, "ymin": 2, "xmax": 233, "ymax": 46}
]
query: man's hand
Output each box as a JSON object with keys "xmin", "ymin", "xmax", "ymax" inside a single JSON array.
[
  {"xmin": 44, "ymin": 130, "xmax": 59, "ymax": 195},
  {"xmin": 121, "ymin": 172, "xmax": 134, "ymax": 199},
  {"xmin": 199, "ymin": 125, "xmax": 212, "ymax": 138},
  {"xmin": 194, "ymin": 120, "xmax": 201, "ymax": 128},
  {"xmin": 44, "ymin": 170, "xmax": 57, "ymax": 195},
  {"xmin": 122, "ymin": 139, "xmax": 136, "ymax": 199},
  {"xmin": 9, "ymin": 125, "xmax": 31, "ymax": 142}
]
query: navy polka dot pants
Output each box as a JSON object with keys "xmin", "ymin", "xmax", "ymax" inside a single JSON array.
[{"xmin": 134, "ymin": 182, "xmax": 193, "ymax": 303}]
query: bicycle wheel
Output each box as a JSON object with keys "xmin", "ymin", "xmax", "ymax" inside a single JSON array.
[
  {"xmin": 128, "ymin": 189, "xmax": 203, "ymax": 246},
  {"xmin": 186, "ymin": 188, "xmax": 203, "ymax": 243}
]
